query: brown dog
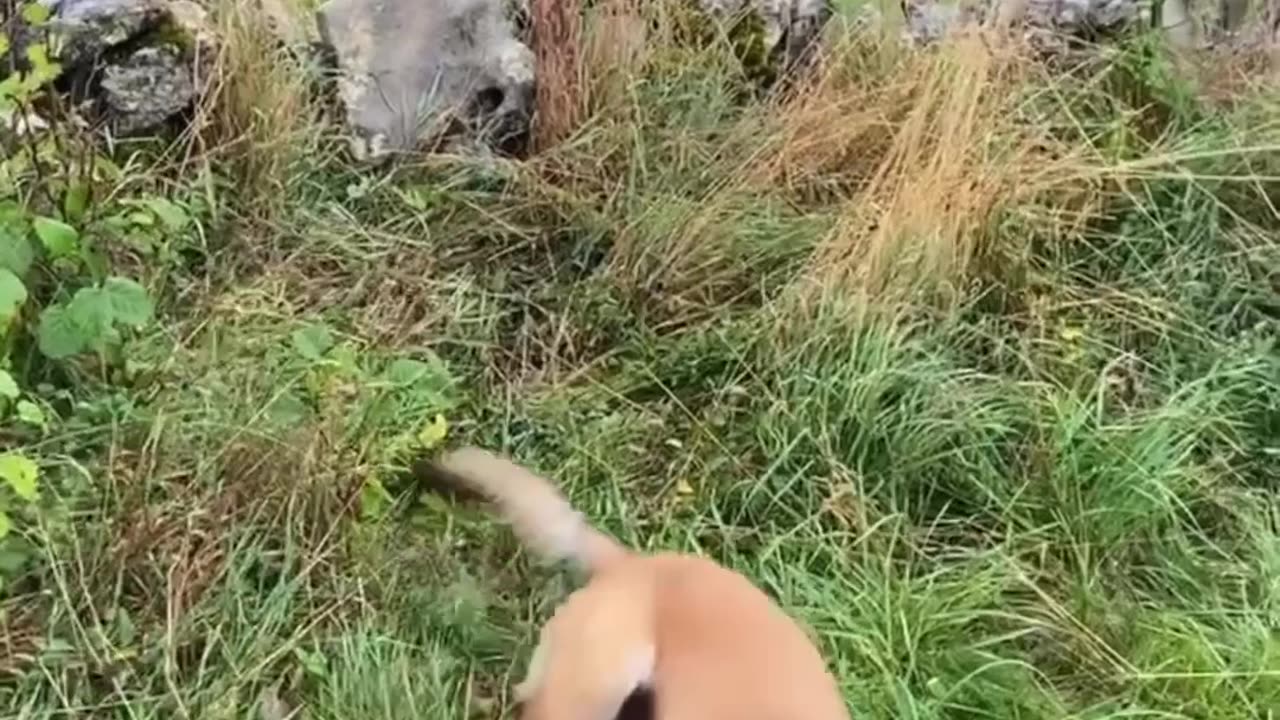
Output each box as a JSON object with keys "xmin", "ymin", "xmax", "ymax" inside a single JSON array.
[{"xmin": 424, "ymin": 447, "xmax": 850, "ymax": 720}]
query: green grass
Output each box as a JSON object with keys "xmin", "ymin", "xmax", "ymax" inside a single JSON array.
[{"xmin": 2, "ymin": 3, "xmax": 1279, "ymax": 718}]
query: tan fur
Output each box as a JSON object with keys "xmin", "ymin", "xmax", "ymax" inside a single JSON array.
[{"xmin": 433, "ymin": 447, "xmax": 851, "ymax": 720}]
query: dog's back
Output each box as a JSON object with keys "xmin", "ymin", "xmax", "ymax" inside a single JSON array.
[{"xmin": 426, "ymin": 447, "xmax": 849, "ymax": 720}]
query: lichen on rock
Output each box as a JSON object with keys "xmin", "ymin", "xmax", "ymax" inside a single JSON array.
[
  {"xmin": 98, "ymin": 44, "xmax": 194, "ymax": 135},
  {"xmin": 4, "ymin": 0, "xmax": 213, "ymax": 136}
]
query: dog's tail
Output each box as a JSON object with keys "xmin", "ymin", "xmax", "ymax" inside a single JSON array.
[{"xmin": 424, "ymin": 447, "xmax": 629, "ymax": 574}]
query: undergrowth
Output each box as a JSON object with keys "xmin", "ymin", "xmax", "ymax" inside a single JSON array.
[{"xmin": 2, "ymin": 1, "xmax": 1278, "ymax": 718}]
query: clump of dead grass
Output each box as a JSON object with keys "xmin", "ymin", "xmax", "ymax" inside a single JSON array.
[
  {"xmin": 195, "ymin": 0, "xmax": 323, "ymax": 216},
  {"xmin": 742, "ymin": 26, "xmax": 906, "ymax": 195},
  {"xmin": 582, "ymin": 0, "xmax": 649, "ymax": 112},
  {"xmin": 787, "ymin": 33, "xmax": 1099, "ymax": 305},
  {"xmin": 561, "ymin": 25, "xmax": 1104, "ymax": 324},
  {"xmin": 532, "ymin": 0, "xmax": 586, "ymax": 151},
  {"xmin": 104, "ymin": 432, "xmax": 354, "ymax": 626}
]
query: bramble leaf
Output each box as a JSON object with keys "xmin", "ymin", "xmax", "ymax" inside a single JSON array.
[
  {"xmin": 16, "ymin": 401, "xmax": 45, "ymax": 428},
  {"xmin": 21, "ymin": 2, "xmax": 52, "ymax": 25},
  {"xmin": 0, "ymin": 452, "xmax": 39, "ymax": 502},
  {"xmin": 33, "ymin": 216, "xmax": 79, "ymax": 259},
  {"xmin": 291, "ymin": 324, "xmax": 335, "ymax": 361},
  {"xmin": 0, "ymin": 370, "xmax": 17, "ymax": 400},
  {"xmin": 102, "ymin": 277, "xmax": 153, "ymax": 327},
  {"xmin": 0, "ymin": 268, "xmax": 27, "ymax": 323},
  {"xmin": 38, "ymin": 304, "xmax": 89, "ymax": 358}
]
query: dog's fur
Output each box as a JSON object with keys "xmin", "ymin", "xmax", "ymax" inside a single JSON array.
[{"xmin": 425, "ymin": 447, "xmax": 850, "ymax": 720}]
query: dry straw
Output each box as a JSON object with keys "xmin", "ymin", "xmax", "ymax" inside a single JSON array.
[
  {"xmin": 786, "ymin": 32, "xmax": 1095, "ymax": 305},
  {"xmin": 532, "ymin": 0, "xmax": 586, "ymax": 151}
]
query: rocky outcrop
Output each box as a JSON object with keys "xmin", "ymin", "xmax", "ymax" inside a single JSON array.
[
  {"xmin": 7, "ymin": 0, "xmax": 1273, "ymax": 157},
  {"xmin": 900, "ymin": 0, "xmax": 1278, "ymax": 52},
  {"xmin": 97, "ymin": 45, "xmax": 194, "ymax": 135},
  {"xmin": 315, "ymin": 0, "xmax": 535, "ymax": 160},
  {"xmin": 312, "ymin": 0, "xmax": 839, "ymax": 159},
  {"xmin": 900, "ymin": 0, "xmax": 1146, "ymax": 46},
  {"xmin": 3, "ymin": 0, "xmax": 211, "ymax": 136}
]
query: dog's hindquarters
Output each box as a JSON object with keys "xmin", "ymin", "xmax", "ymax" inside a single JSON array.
[
  {"xmin": 517, "ymin": 567, "xmax": 658, "ymax": 720},
  {"xmin": 424, "ymin": 447, "xmax": 850, "ymax": 720}
]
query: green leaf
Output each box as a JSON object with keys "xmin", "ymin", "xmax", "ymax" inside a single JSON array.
[
  {"xmin": 23, "ymin": 44, "xmax": 61, "ymax": 86},
  {"xmin": 113, "ymin": 607, "xmax": 137, "ymax": 646},
  {"xmin": 387, "ymin": 353, "xmax": 452, "ymax": 387},
  {"xmin": 0, "ymin": 452, "xmax": 39, "ymax": 502},
  {"xmin": 293, "ymin": 647, "xmax": 328, "ymax": 678},
  {"xmin": 102, "ymin": 277, "xmax": 153, "ymax": 327},
  {"xmin": 0, "ymin": 545, "xmax": 25, "ymax": 573},
  {"xmin": 16, "ymin": 401, "xmax": 45, "ymax": 429},
  {"xmin": 0, "ymin": 268, "xmax": 27, "ymax": 323},
  {"xmin": 0, "ymin": 32, "xmax": 11, "ymax": 57},
  {"xmin": 21, "ymin": 2, "xmax": 52, "ymax": 25},
  {"xmin": 385, "ymin": 352, "xmax": 456, "ymax": 406},
  {"xmin": 416, "ymin": 413, "xmax": 449, "ymax": 450},
  {"xmin": 0, "ymin": 73, "xmax": 24, "ymax": 105},
  {"xmin": 329, "ymin": 342, "xmax": 360, "ymax": 374},
  {"xmin": 63, "ymin": 182, "xmax": 90, "ymax": 223},
  {"xmin": 0, "ymin": 204, "xmax": 34, "ymax": 275},
  {"xmin": 291, "ymin": 324, "xmax": 334, "ymax": 360},
  {"xmin": 0, "ymin": 510, "xmax": 10, "ymax": 539},
  {"xmin": 19, "ymin": 70, "xmax": 42, "ymax": 95},
  {"xmin": 144, "ymin": 197, "xmax": 190, "ymax": 232},
  {"xmin": 0, "ymin": 370, "xmax": 17, "ymax": 399},
  {"xmin": 37, "ymin": 304, "xmax": 89, "ymax": 358},
  {"xmin": 33, "ymin": 216, "xmax": 80, "ymax": 259},
  {"xmin": 386, "ymin": 358, "xmax": 430, "ymax": 385},
  {"xmin": 359, "ymin": 476, "xmax": 393, "ymax": 520},
  {"xmin": 265, "ymin": 391, "xmax": 311, "ymax": 428},
  {"xmin": 66, "ymin": 287, "xmax": 113, "ymax": 336}
]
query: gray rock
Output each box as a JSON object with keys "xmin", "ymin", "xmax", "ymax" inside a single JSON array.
[
  {"xmin": 161, "ymin": 0, "xmax": 216, "ymax": 94},
  {"xmin": 900, "ymin": 0, "xmax": 1272, "ymax": 51},
  {"xmin": 777, "ymin": 0, "xmax": 833, "ymax": 71},
  {"xmin": 2, "ymin": 0, "xmax": 210, "ymax": 136},
  {"xmin": 901, "ymin": 0, "xmax": 985, "ymax": 44},
  {"xmin": 99, "ymin": 45, "xmax": 195, "ymax": 134},
  {"xmin": 900, "ymin": 0, "xmax": 1150, "ymax": 47},
  {"xmin": 700, "ymin": 0, "xmax": 833, "ymax": 69},
  {"xmin": 1022, "ymin": 0, "xmax": 1146, "ymax": 32},
  {"xmin": 45, "ymin": 0, "xmax": 170, "ymax": 67},
  {"xmin": 316, "ymin": 0, "xmax": 535, "ymax": 160}
]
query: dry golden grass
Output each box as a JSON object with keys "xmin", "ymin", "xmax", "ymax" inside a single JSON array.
[
  {"xmin": 788, "ymin": 33, "xmax": 1096, "ymax": 304},
  {"xmin": 195, "ymin": 0, "xmax": 321, "ymax": 214},
  {"xmin": 743, "ymin": 27, "xmax": 906, "ymax": 192},
  {"xmin": 532, "ymin": 0, "xmax": 586, "ymax": 151},
  {"xmin": 576, "ymin": 28, "xmax": 1101, "ymax": 321},
  {"xmin": 511, "ymin": 6, "xmax": 1273, "ymax": 330},
  {"xmin": 582, "ymin": 0, "xmax": 649, "ymax": 112}
]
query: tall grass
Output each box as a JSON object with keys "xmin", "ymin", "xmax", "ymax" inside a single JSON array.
[
  {"xmin": 4, "ymin": 1, "xmax": 1279, "ymax": 718},
  {"xmin": 197, "ymin": 0, "xmax": 326, "ymax": 216}
]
